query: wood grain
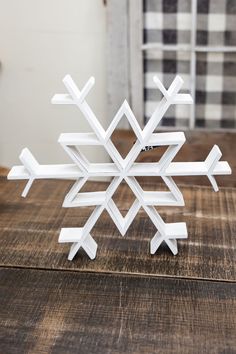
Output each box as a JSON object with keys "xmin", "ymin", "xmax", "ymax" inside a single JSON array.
[
  {"xmin": 0, "ymin": 166, "xmax": 9, "ymax": 176},
  {"xmin": 0, "ymin": 172, "xmax": 236, "ymax": 354},
  {"xmin": 0, "ymin": 267, "xmax": 235, "ymax": 354},
  {"xmin": 0, "ymin": 178, "xmax": 235, "ymax": 282}
]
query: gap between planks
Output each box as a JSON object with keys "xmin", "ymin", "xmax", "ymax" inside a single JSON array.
[{"xmin": 0, "ymin": 264, "xmax": 235, "ymax": 284}]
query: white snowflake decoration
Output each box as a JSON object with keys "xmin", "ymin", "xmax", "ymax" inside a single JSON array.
[{"xmin": 8, "ymin": 74, "xmax": 231, "ymax": 261}]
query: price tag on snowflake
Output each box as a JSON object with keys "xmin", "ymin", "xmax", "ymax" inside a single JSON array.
[{"xmin": 8, "ymin": 75, "xmax": 231, "ymax": 261}]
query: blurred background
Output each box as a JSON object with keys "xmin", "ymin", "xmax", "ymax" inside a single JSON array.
[
  {"xmin": 0, "ymin": 0, "xmax": 107, "ymax": 166},
  {"xmin": 0, "ymin": 0, "xmax": 235, "ymax": 185}
]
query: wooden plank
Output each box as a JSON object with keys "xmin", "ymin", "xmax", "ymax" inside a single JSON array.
[
  {"xmin": 0, "ymin": 166, "xmax": 9, "ymax": 176},
  {"xmin": 0, "ymin": 178, "xmax": 235, "ymax": 281},
  {"xmin": 0, "ymin": 267, "xmax": 235, "ymax": 354}
]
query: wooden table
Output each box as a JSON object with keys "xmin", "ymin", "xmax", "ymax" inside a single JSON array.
[{"xmin": 0, "ymin": 177, "xmax": 236, "ymax": 353}]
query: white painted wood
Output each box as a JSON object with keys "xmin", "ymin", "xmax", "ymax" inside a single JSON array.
[
  {"xmin": 189, "ymin": 0, "xmax": 197, "ymax": 129},
  {"xmin": 129, "ymin": 0, "xmax": 144, "ymax": 127},
  {"xmin": 142, "ymin": 43, "xmax": 192, "ymax": 51},
  {"xmin": 8, "ymin": 159, "xmax": 230, "ymax": 180},
  {"xmin": 150, "ymin": 223, "xmax": 188, "ymax": 256},
  {"xmin": 142, "ymin": 43, "xmax": 236, "ymax": 53},
  {"xmin": 8, "ymin": 75, "xmax": 231, "ymax": 260},
  {"xmin": 58, "ymin": 133, "xmax": 101, "ymax": 146},
  {"xmin": 107, "ymin": 0, "xmax": 144, "ymax": 129},
  {"xmin": 196, "ymin": 46, "xmax": 236, "ymax": 53},
  {"xmin": 107, "ymin": 0, "xmax": 130, "ymax": 129},
  {"xmin": 59, "ymin": 229, "xmax": 98, "ymax": 261}
]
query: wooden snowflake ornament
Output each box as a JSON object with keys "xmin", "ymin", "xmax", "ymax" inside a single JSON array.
[{"xmin": 8, "ymin": 74, "xmax": 231, "ymax": 261}]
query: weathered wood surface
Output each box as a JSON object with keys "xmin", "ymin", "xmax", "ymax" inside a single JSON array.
[
  {"xmin": 0, "ymin": 166, "xmax": 9, "ymax": 176},
  {"xmin": 0, "ymin": 178, "xmax": 235, "ymax": 281},
  {"xmin": 0, "ymin": 176, "xmax": 235, "ymax": 353},
  {"xmin": 1, "ymin": 268, "xmax": 236, "ymax": 354}
]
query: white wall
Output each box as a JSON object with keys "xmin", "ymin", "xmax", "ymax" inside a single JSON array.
[{"xmin": 0, "ymin": 0, "xmax": 108, "ymax": 167}]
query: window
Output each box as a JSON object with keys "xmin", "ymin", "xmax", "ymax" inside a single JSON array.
[
  {"xmin": 143, "ymin": 0, "xmax": 236, "ymax": 129},
  {"xmin": 107, "ymin": 0, "xmax": 236, "ymax": 130}
]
